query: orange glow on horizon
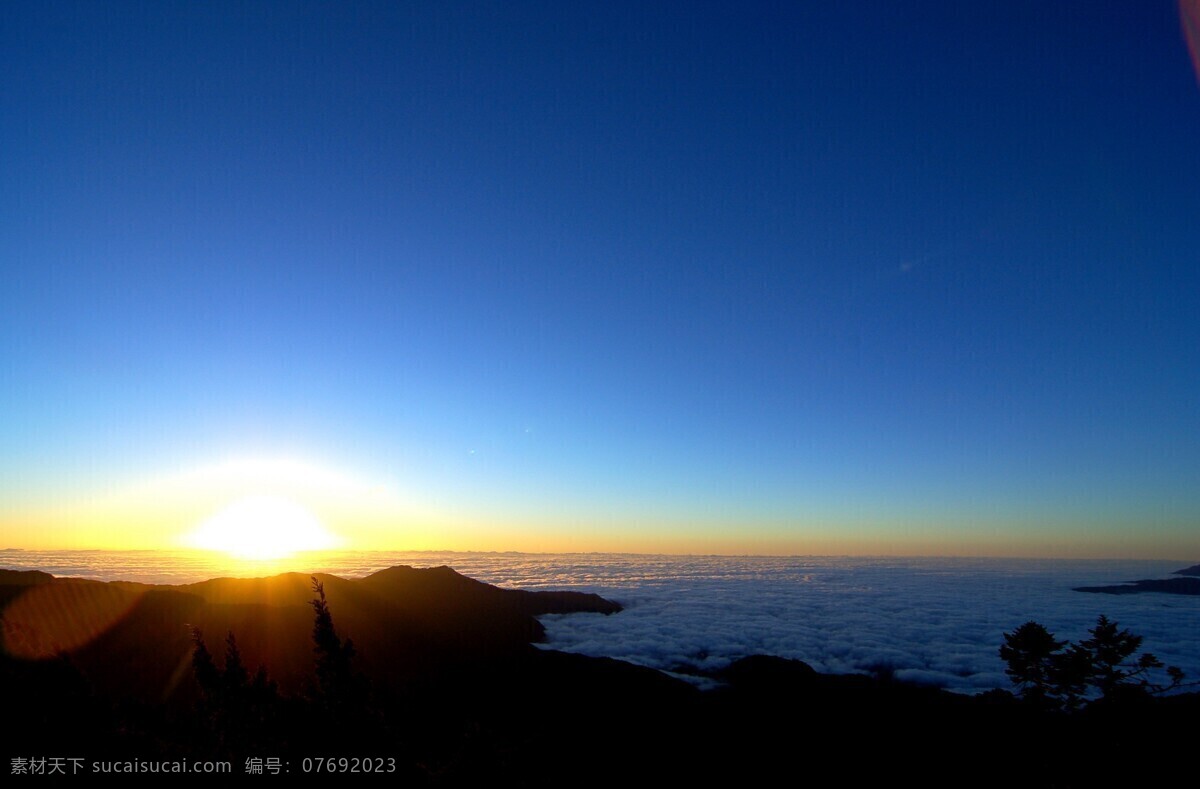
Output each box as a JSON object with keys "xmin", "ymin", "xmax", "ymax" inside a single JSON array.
[{"xmin": 0, "ymin": 455, "xmax": 1196, "ymax": 562}]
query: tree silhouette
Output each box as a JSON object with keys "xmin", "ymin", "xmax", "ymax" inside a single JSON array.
[
  {"xmin": 223, "ymin": 631, "xmax": 249, "ymax": 695},
  {"xmin": 999, "ymin": 621, "xmax": 1064, "ymax": 706},
  {"xmin": 310, "ymin": 576, "xmax": 358, "ymax": 704},
  {"xmin": 1000, "ymin": 616, "xmax": 1187, "ymax": 709},
  {"xmin": 1047, "ymin": 642, "xmax": 1092, "ymax": 711},
  {"xmin": 1078, "ymin": 615, "xmax": 1143, "ymax": 699},
  {"xmin": 189, "ymin": 625, "xmax": 286, "ymax": 756},
  {"xmin": 190, "ymin": 626, "xmax": 220, "ymax": 696}
]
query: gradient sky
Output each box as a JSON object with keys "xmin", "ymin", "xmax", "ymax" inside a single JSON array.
[{"xmin": 2, "ymin": 1, "xmax": 1199, "ymax": 558}]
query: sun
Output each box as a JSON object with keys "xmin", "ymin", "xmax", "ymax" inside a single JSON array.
[{"xmin": 185, "ymin": 495, "xmax": 340, "ymax": 559}]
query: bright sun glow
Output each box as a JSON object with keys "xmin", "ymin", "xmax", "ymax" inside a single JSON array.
[{"xmin": 185, "ymin": 495, "xmax": 341, "ymax": 559}]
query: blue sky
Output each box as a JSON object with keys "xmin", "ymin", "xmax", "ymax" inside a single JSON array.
[{"xmin": 2, "ymin": 2, "xmax": 1198, "ymax": 556}]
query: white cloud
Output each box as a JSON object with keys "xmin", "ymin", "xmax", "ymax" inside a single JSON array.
[{"xmin": 511, "ymin": 555, "xmax": 1200, "ymax": 695}]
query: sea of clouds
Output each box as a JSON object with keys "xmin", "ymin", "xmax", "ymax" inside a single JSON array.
[{"xmin": 4, "ymin": 550, "xmax": 1198, "ymax": 694}]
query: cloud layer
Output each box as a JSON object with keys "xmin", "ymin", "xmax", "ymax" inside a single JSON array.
[{"xmin": 440, "ymin": 553, "xmax": 1200, "ymax": 694}]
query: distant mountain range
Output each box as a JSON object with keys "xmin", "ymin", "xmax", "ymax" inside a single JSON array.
[{"xmin": 1074, "ymin": 564, "xmax": 1200, "ymax": 596}]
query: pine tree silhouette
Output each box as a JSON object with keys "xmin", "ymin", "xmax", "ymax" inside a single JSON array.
[
  {"xmin": 999, "ymin": 621, "xmax": 1063, "ymax": 707},
  {"xmin": 223, "ymin": 631, "xmax": 249, "ymax": 695},
  {"xmin": 310, "ymin": 576, "xmax": 358, "ymax": 705},
  {"xmin": 190, "ymin": 627, "xmax": 220, "ymax": 696}
]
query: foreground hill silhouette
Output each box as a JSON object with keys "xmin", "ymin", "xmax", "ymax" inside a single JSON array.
[
  {"xmin": 0, "ymin": 565, "xmax": 618, "ymax": 697},
  {"xmin": 2, "ymin": 565, "xmax": 1196, "ymax": 785}
]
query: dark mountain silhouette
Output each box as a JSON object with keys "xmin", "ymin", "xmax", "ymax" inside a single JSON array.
[
  {"xmin": 1, "ymin": 565, "xmax": 619, "ymax": 698},
  {"xmin": 1074, "ymin": 577, "xmax": 1200, "ymax": 595},
  {"xmin": 0, "ymin": 568, "xmax": 54, "ymax": 586},
  {"xmin": 1172, "ymin": 563, "xmax": 1200, "ymax": 577}
]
